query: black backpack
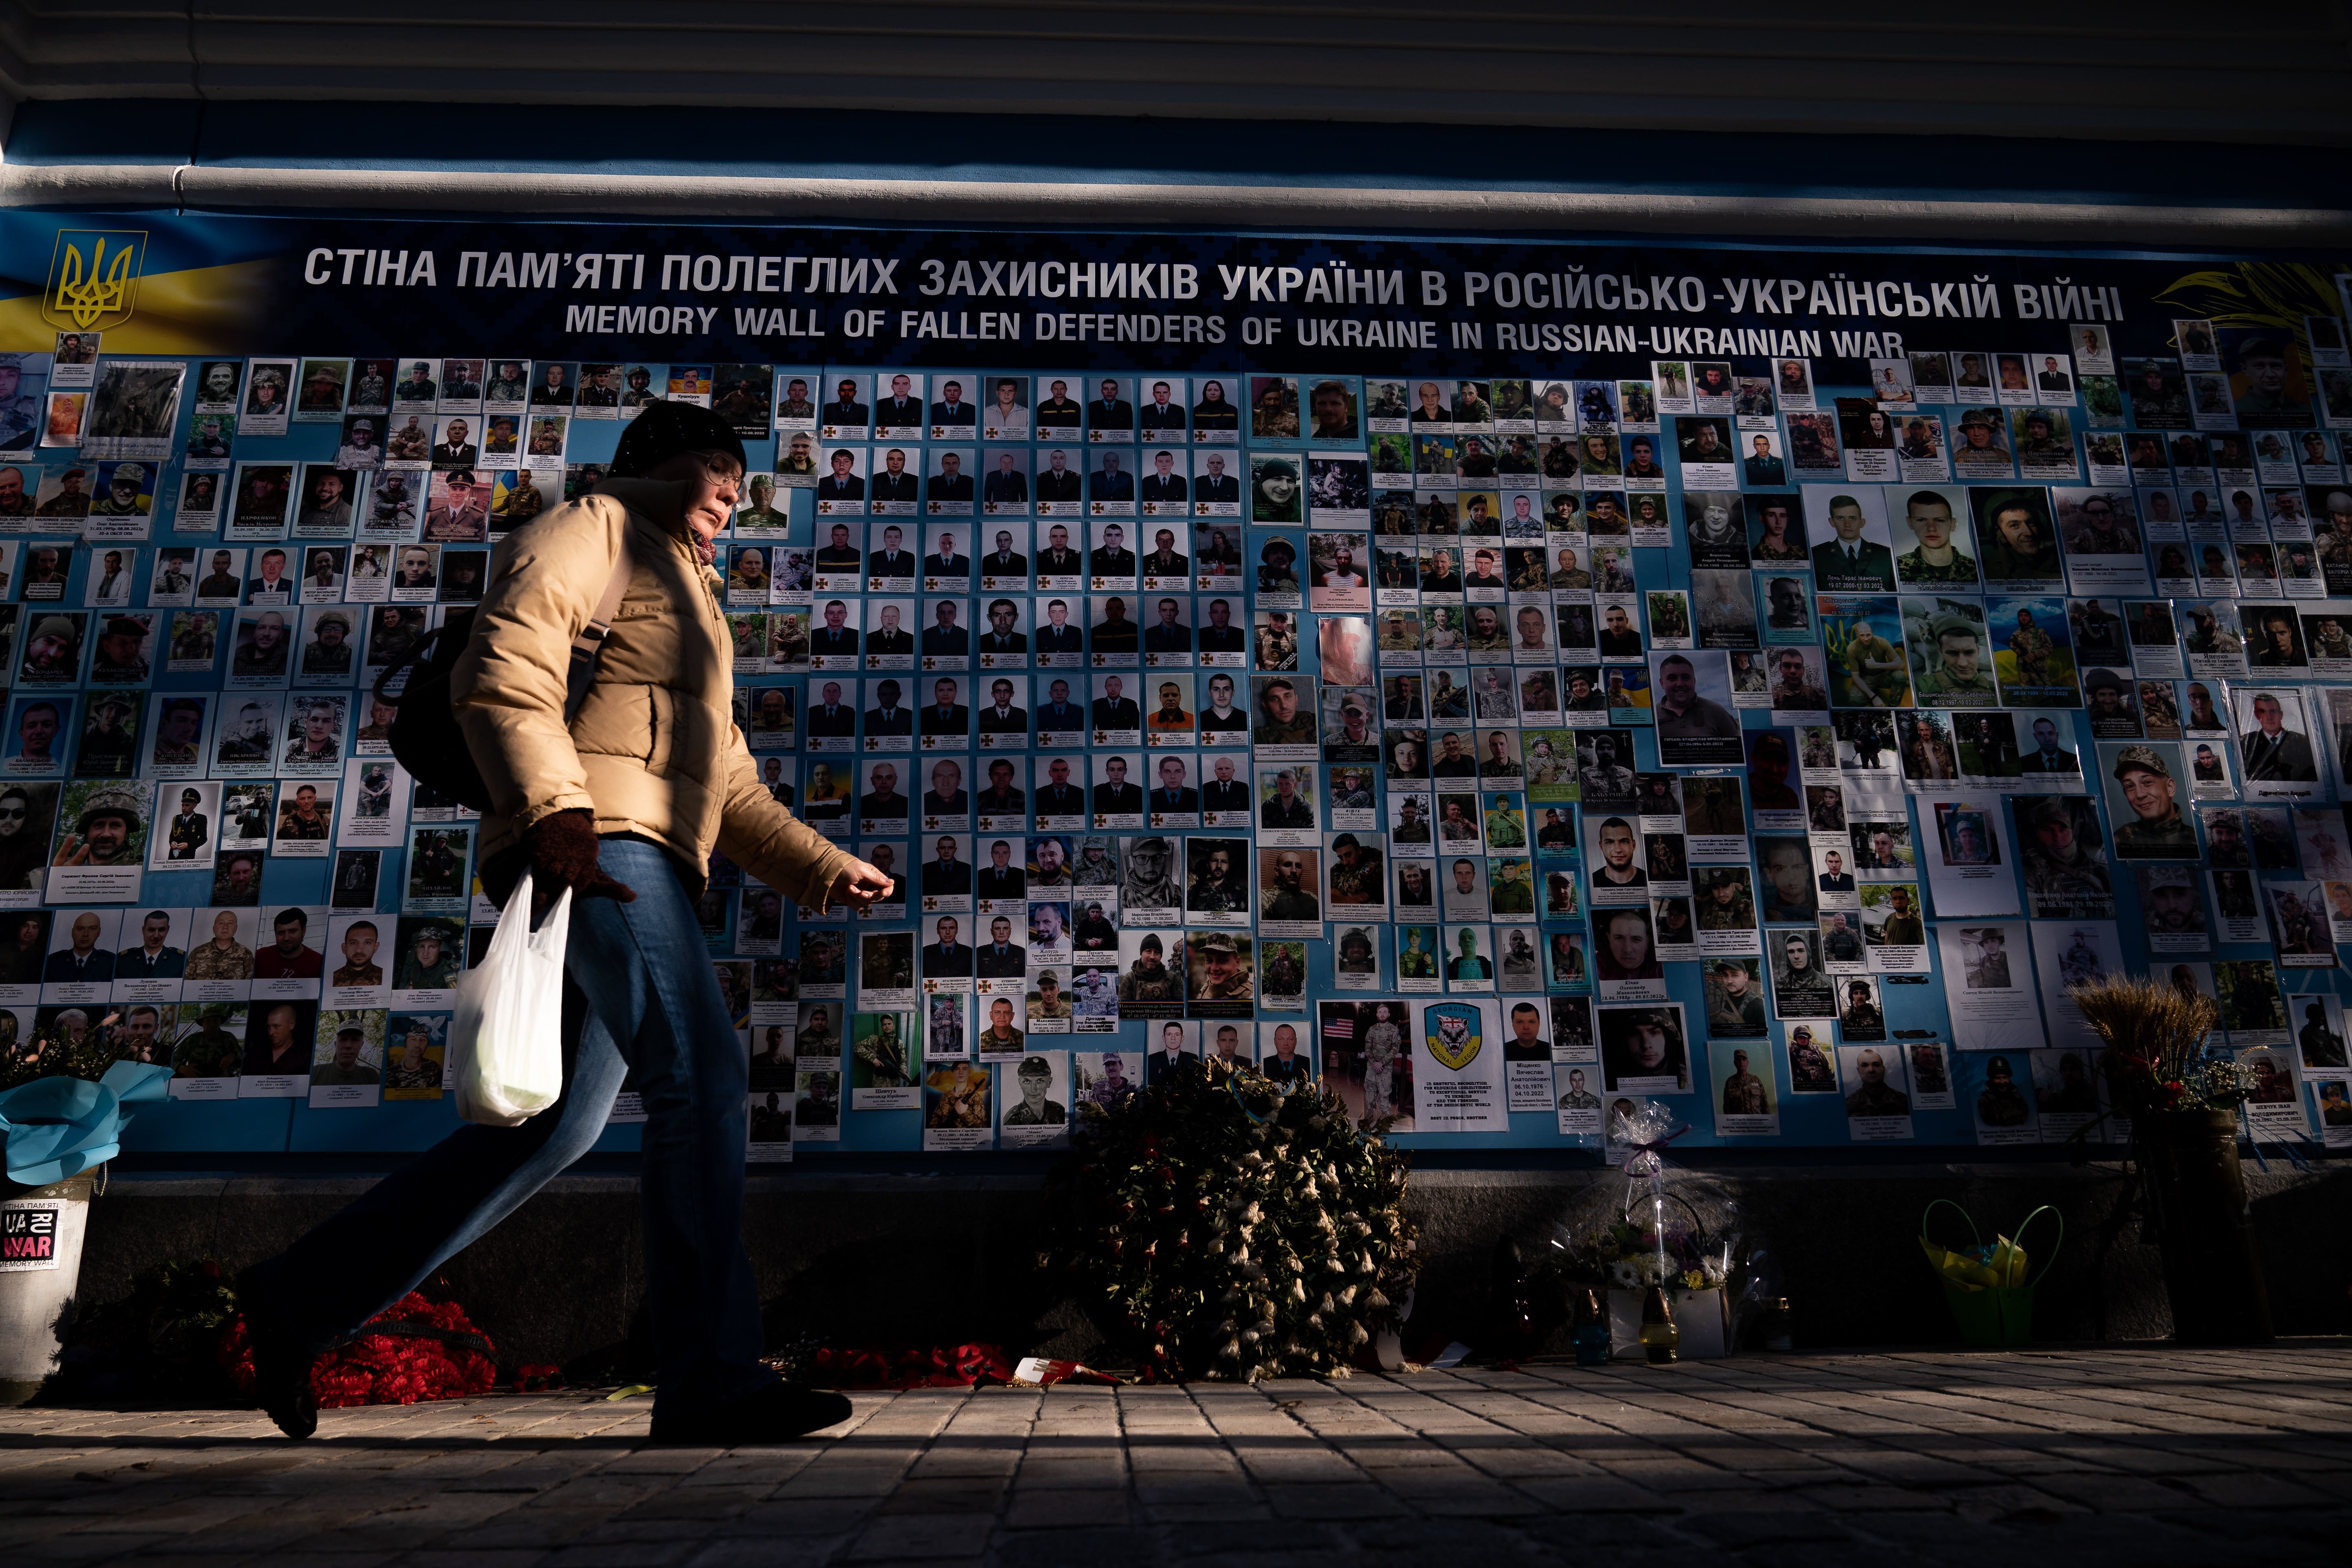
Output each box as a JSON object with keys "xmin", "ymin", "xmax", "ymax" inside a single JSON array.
[{"xmin": 373, "ymin": 540, "xmax": 635, "ymax": 814}]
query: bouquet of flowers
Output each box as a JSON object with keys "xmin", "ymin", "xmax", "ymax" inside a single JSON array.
[
  {"xmin": 1584, "ymin": 1211, "xmax": 1730, "ymax": 1294},
  {"xmin": 2067, "ymin": 974, "xmax": 2234, "ymax": 1119},
  {"xmin": 1550, "ymin": 1100, "xmax": 1743, "ymax": 1297}
]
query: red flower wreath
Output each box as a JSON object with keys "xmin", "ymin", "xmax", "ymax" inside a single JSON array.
[{"xmin": 220, "ymin": 1292, "xmax": 554, "ymax": 1408}]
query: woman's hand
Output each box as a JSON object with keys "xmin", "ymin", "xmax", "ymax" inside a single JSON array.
[
  {"xmin": 829, "ymin": 858, "xmax": 895, "ymax": 909},
  {"xmin": 524, "ymin": 809, "xmax": 636, "ymax": 917}
]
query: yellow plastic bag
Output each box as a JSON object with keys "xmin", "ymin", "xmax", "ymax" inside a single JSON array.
[
  {"xmin": 1922, "ymin": 1201, "xmax": 2061, "ymax": 1348},
  {"xmin": 1918, "ymin": 1232, "xmax": 2026, "ymax": 1292}
]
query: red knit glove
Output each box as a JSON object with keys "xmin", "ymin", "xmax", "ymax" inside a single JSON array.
[{"xmin": 524, "ymin": 809, "xmax": 636, "ymax": 906}]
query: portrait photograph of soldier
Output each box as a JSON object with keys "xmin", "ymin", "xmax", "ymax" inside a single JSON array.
[
  {"xmin": 2017, "ymin": 795, "xmax": 2114, "ymax": 918},
  {"xmin": 2222, "ymin": 327, "xmax": 2313, "ymax": 428},
  {"xmin": 79, "ymin": 361, "xmax": 187, "ymax": 461},
  {"xmin": 1115, "ymin": 929, "xmax": 1185, "ymax": 1017},
  {"xmin": 1180, "ymin": 838, "xmax": 1251, "ymax": 924},
  {"xmin": 1598, "ymin": 1002, "xmax": 1690, "ymax": 1093}
]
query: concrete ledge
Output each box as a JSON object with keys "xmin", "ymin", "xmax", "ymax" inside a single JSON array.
[
  {"xmin": 1, "ymin": 162, "xmax": 2348, "ymax": 245},
  {"xmin": 68, "ymin": 1159, "xmax": 2352, "ymax": 1371}
]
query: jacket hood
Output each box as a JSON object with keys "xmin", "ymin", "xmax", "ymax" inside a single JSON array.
[
  {"xmin": 593, "ymin": 477, "xmax": 722, "ymax": 583},
  {"xmin": 593, "ymin": 476, "xmax": 689, "ymax": 538}
]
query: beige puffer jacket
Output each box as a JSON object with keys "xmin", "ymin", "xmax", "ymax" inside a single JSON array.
[{"xmin": 452, "ymin": 477, "xmax": 849, "ymax": 907}]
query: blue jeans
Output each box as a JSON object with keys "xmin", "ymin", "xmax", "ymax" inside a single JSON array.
[{"xmin": 247, "ymin": 838, "xmax": 769, "ymax": 1421}]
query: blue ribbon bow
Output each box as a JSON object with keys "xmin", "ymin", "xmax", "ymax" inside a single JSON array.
[{"xmin": 0, "ymin": 1061, "xmax": 170, "ymax": 1187}]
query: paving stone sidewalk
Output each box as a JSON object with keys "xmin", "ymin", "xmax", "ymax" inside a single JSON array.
[{"xmin": 3, "ymin": 1344, "xmax": 2349, "ymax": 1566}]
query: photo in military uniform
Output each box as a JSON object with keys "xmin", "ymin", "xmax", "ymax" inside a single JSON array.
[
  {"xmin": 844, "ymin": 928, "xmax": 911, "ymax": 1012},
  {"xmin": 1324, "ymin": 831, "xmax": 1388, "ymax": 919},
  {"xmin": 1838, "ymin": 1044, "xmax": 1914, "ymax": 1137},
  {"xmin": 79, "ymin": 361, "xmax": 186, "ymax": 462},
  {"xmin": 1114, "ymin": 928, "xmax": 1185, "ymax": 1019},
  {"xmin": 2020, "ymin": 921, "xmax": 2121, "ymax": 1056},
  {"xmin": 2260, "ymin": 878, "xmax": 2332, "ymax": 966},
  {"xmin": 1650, "ymin": 650, "xmax": 1742, "ymax": 765},
  {"xmin": 1803, "ymin": 484, "xmax": 1895, "ymax": 592},
  {"xmin": 1953, "ymin": 481, "xmax": 2058, "ymax": 593},
  {"xmin": 1256, "ymin": 844, "xmax": 1322, "ymax": 936},
  {"xmin": 1015, "ymin": 955, "xmax": 1072, "ymax": 1032},
  {"xmin": 46, "ymin": 780, "xmax": 149, "ymax": 903},
  {"xmin": 921, "ymin": 1058, "xmax": 992, "ymax": 1150},
  {"xmin": 1923, "ymin": 799, "xmax": 2018, "ymax": 918},
  {"xmin": 1829, "ymin": 973, "xmax": 1887, "ymax": 1043},
  {"xmin": 1768, "ymin": 927, "xmax": 1835, "ymax": 1020},
  {"xmin": 2052, "ymin": 486, "xmax": 2150, "ymax": 595},
  {"xmin": 308, "ymin": 1007, "xmax": 386, "ymax": 1108},
  {"xmin": 225, "ymin": 461, "xmax": 297, "ymax": 539},
  {"xmin": 278, "ymin": 694, "xmax": 348, "ymax": 778},
  {"xmin": 1708, "ymin": 1039, "xmax": 1780, "ymax": 1136},
  {"xmin": 260, "ymin": 766, "xmax": 339, "ymax": 851},
  {"xmin": 2013, "ymin": 794, "xmax": 2114, "ymax": 919},
  {"xmin": 1321, "ymin": 921, "xmax": 1380, "ymax": 992},
  {"xmin": 381, "ymin": 1014, "xmax": 447, "ymax": 1102},
  {"xmin": 388, "ymin": 916, "xmax": 464, "ymax": 1002},
  {"xmin": 1984, "ymin": 593, "xmax": 2079, "ymax": 706},
  {"xmin": 149, "ymin": 780, "xmax": 220, "ymax": 873},
  {"xmin": 1694, "ymin": 952, "xmax": 1764, "ymax": 1040},
  {"xmin": 2216, "ymin": 326, "xmax": 2313, "ymax": 429},
  {"xmin": 322, "ymin": 898, "xmax": 395, "ymax": 1009},
  {"xmin": 152, "ymin": 1002, "xmax": 240, "ymax": 1094},
  {"xmin": 1882, "ymin": 485, "xmax": 1979, "ymax": 590},
  {"xmin": 2087, "ymin": 738, "xmax": 2199, "ymax": 860},
  {"xmin": 32, "ymin": 909, "xmax": 114, "ymax": 1004},
  {"xmin": 65, "ymin": 687, "xmax": 138, "ymax": 780},
  {"xmin": 329, "ymin": 849, "xmax": 380, "ymax": 911},
  {"xmin": 1316, "ymin": 998, "xmax": 1414, "ymax": 1131},
  {"xmin": 992, "ymin": 1053, "xmax": 1068, "ymax": 1152},
  {"xmin": 1173, "ymin": 924, "xmax": 1249, "ymax": 1019},
  {"xmin": 1690, "ymin": 864, "xmax": 1759, "ymax": 946},
  {"xmin": 1597, "ymin": 1000, "xmax": 1689, "ymax": 1093},
  {"xmin": 1182, "ymin": 838, "xmax": 1251, "ymax": 926},
  {"xmin": 78, "ymin": 462, "xmax": 156, "ymax": 534},
  {"xmin": 400, "ymin": 824, "xmax": 470, "ymax": 914},
  {"xmin": 1901, "ymin": 597, "xmax": 1995, "ymax": 708}
]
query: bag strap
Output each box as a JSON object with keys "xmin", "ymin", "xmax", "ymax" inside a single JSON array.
[
  {"xmin": 372, "ymin": 626, "xmax": 442, "ymax": 705},
  {"xmin": 1919, "ymin": 1197, "xmax": 1982, "ymax": 1255},
  {"xmin": 562, "ymin": 530, "xmax": 637, "ymax": 724},
  {"xmin": 2011, "ymin": 1205, "xmax": 2065, "ymax": 1290},
  {"xmin": 573, "ymin": 529, "xmax": 636, "ymax": 660}
]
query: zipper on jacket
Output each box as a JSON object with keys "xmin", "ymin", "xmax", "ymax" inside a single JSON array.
[{"xmin": 678, "ymin": 528, "xmax": 725, "ymax": 621}]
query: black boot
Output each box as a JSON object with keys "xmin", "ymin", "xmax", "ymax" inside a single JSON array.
[
  {"xmin": 648, "ymin": 1381, "xmax": 853, "ymax": 1445},
  {"xmin": 236, "ymin": 1278, "xmax": 319, "ymax": 1440}
]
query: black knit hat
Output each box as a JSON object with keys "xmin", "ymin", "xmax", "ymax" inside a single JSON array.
[{"xmin": 608, "ymin": 400, "xmax": 748, "ymax": 478}]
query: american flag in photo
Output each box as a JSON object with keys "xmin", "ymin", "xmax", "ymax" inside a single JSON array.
[{"xmin": 1320, "ymin": 1007, "xmax": 1354, "ymax": 1041}]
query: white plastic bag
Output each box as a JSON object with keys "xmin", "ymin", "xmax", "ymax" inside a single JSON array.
[{"xmin": 452, "ymin": 867, "xmax": 572, "ymax": 1126}]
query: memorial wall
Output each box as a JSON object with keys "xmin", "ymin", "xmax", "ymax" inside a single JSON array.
[{"xmin": 2, "ymin": 210, "xmax": 2347, "ymax": 1157}]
